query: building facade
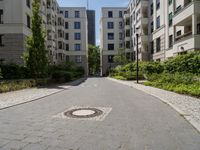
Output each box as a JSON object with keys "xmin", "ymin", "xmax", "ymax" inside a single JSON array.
[
  {"xmin": 0, "ymin": 0, "xmax": 89, "ymax": 74},
  {"xmin": 100, "ymin": 7, "xmax": 126, "ymax": 76},
  {"xmin": 100, "ymin": 0, "xmax": 200, "ymax": 75}
]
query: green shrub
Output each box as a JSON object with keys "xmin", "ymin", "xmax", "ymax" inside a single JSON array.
[
  {"xmin": 164, "ymin": 51, "xmax": 200, "ymax": 74},
  {"xmin": 112, "ymin": 75, "xmax": 126, "ymax": 80},
  {"xmin": 0, "ymin": 79, "xmax": 37, "ymax": 93},
  {"xmin": 144, "ymin": 73, "xmax": 200, "ymax": 97},
  {"xmin": 0, "ymin": 64, "xmax": 30, "ymax": 79},
  {"xmin": 51, "ymin": 71, "xmax": 73, "ymax": 83},
  {"xmin": 142, "ymin": 62, "xmax": 164, "ymax": 74}
]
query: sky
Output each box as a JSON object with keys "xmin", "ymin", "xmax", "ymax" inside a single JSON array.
[{"xmin": 57, "ymin": 0, "xmax": 129, "ymax": 45}]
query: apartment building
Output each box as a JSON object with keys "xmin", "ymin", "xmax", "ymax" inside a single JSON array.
[
  {"xmin": 100, "ymin": 7, "xmax": 126, "ymax": 76},
  {"xmin": 0, "ymin": 0, "xmax": 89, "ymax": 74},
  {"xmin": 0, "ymin": 0, "xmax": 39, "ymax": 64},
  {"xmin": 59, "ymin": 7, "xmax": 88, "ymax": 73},
  {"xmin": 100, "ymin": 0, "xmax": 200, "ymax": 75}
]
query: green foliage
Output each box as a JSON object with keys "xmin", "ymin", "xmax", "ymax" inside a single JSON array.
[
  {"xmin": 51, "ymin": 71, "xmax": 73, "ymax": 83},
  {"xmin": 144, "ymin": 73, "xmax": 200, "ymax": 97},
  {"xmin": 0, "ymin": 64, "xmax": 30, "ymax": 79},
  {"xmin": 88, "ymin": 45, "xmax": 100, "ymax": 75},
  {"xmin": 23, "ymin": 0, "xmax": 48, "ymax": 78},
  {"xmin": 0, "ymin": 79, "xmax": 37, "ymax": 93},
  {"xmin": 164, "ymin": 51, "xmax": 200, "ymax": 74},
  {"xmin": 142, "ymin": 61, "xmax": 164, "ymax": 74},
  {"xmin": 49, "ymin": 62, "xmax": 85, "ymax": 82},
  {"xmin": 113, "ymin": 48, "xmax": 128, "ymax": 65},
  {"xmin": 112, "ymin": 75, "xmax": 126, "ymax": 80}
]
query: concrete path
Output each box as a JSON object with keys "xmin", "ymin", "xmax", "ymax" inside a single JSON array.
[{"xmin": 0, "ymin": 78, "xmax": 199, "ymax": 150}]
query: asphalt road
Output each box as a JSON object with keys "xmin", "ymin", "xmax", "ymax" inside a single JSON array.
[{"xmin": 0, "ymin": 78, "xmax": 199, "ymax": 150}]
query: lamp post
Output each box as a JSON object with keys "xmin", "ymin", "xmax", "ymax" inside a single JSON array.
[{"xmin": 136, "ymin": 28, "xmax": 139, "ymax": 84}]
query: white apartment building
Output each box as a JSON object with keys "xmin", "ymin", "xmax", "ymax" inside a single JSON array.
[
  {"xmin": 0, "ymin": 0, "xmax": 42, "ymax": 64},
  {"xmin": 100, "ymin": 0, "xmax": 200, "ymax": 75},
  {"xmin": 59, "ymin": 7, "xmax": 88, "ymax": 73},
  {"xmin": 100, "ymin": 7, "xmax": 126, "ymax": 76},
  {"xmin": 0, "ymin": 0, "xmax": 88, "ymax": 74}
]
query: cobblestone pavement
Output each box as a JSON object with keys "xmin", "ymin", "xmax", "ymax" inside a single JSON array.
[
  {"xmin": 108, "ymin": 77, "xmax": 200, "ymax": 133},
  {"xmin": 0, "ymin": 78, "xmax": 199, "ymax": 150},
  {"xmin": 0, "ymin": 78, "xmax": 85, "ymax": 109}
]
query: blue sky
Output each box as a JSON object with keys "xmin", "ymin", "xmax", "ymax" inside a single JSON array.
[{"xmin": 57, "ymin": 0, "xmax": 129, "ymax": 45}]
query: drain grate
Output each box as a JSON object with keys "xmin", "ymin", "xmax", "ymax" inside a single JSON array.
[{"xmin": 64, "ymin": 108, "xmax": 103, "ymax": 119}]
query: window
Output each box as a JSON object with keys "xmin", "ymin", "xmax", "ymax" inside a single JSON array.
[
  {"xmin": 108, "ymin": 55, "xmax": 114, "ymax": 63},
  {"xmin": 119, "ymin": 32, "xmax": 123, "ymax": 40},
  {"xmin": 150, "ymin": 3, "xmax": 154, "ymax": 15},
  {"xmin": 119, "ymin": 43, "xmax": 123, "ymax": 48},
  {"xmin": 26, "ymin": 0, "xmax": 31, "ymax": 8},
  {"xmin": 27, "ymin": 15, "xmax": 31, "ymax": 28},
  {"xmin": 65, "ymin": 11, "xmax": 68, "ymax": 18},
  {"xmin": 156, "ymin": 37, "xmax": 161, "ymax": 52},
  {"xmin": 107, "ymin": 22, "xmax": 114, "ymax": 29},
  {"xmin": 66, "ymin": 44, "xmax": 69, "ymax": 51},
  {"xmin": 156, "ymin": 0, "xmax": 160, "ymax": 10},
  {"xmin": 108, "ymin": 11, "xmax": 113, "ymax": 18},
  {"xmin": 177, "ymin": 30, "xmax": 181, "ymax": 36},
  {"xmin": 66, "ymin": 55, "xmax": 69, "ymax": 62},
  {"xmin": 108, "ymin": 33, "xmax": 114, "ymax": 40},
  {"xmin": 156, "ymin": 16, "xmax": 160, "ymax": 29},
  {"xmin": 0, "ymin": 35, "xmax": 4, "ymax": 46},
  {"xmin": 197, "ymin": 24, "xmax": 200, "ymax": 34},
  {"xmin": 58, "ymin": 41, "xmax": 63, "ymax": 49},
  {"xmin": 74, "ymin": 44, "xmax": 81, "ymax": 51},
  {"xmin": 119, "ymin": 22, "xmax": 123, "ymax": 29},
  {"xmin": 126, "ymin": 41, "xmax": 130, "ymax": 49},
  {"xmin": 168, "ymin": 0, "xmax": 172, "ymax": 5},
  {"xmin": 74, "ymin": 33, "xmax": 81, "ymax": 40},
  {"xmin": 65, "ymin": 22, "xmax": 68, "ymax": 29},
  {"xmin": 75, "ymin": 11, "xmax": 80, "ymax": 18},
  {"xmin": 168, "ymin": 12, "xmax": 173, "ymax": 26},
  {"xmin": 0, "ymin": 9, "xmax": 3, "ymax": 24},
  {"xmin": 119, "ymin": 11, "xmax": 123, "ymax": 17},
  {"xmin": 108, "ymin": 44, "xmax": 114, "ymax": 50},
  {"xmin": 169, "ymin": 35, "xmax": 173, "ymax": 48},
  {"xmin": 74, "ymin": 22, "xmax": 81, "ymax": 29},
  {"xmin": 126, "ymin": 29, "xmax": 130, "ymax": 37},
  {"xmin": 65, "ymin": 33, "xmax": 69, "ymax": 40},
  {"xmin": 151, "ymin": 21, "xmax": 154, "ymax": 33},
  {"xmin": 75, "ymin": 56, "xmax": 82, "ymax": 63},
  {"xmin": 151, "ymin": 41, "xmax": 154, "ymax": 54}
]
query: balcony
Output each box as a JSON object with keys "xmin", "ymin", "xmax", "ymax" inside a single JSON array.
[
  {"xmin": 173, "ymin": 0, "xmax": 200, "ymax": 25},
  {"xmin": 173, "ymin": 34, "xmax": 200, "ymax": 54}
]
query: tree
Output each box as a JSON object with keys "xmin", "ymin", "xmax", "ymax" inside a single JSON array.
[
  {"xmin": 113, "ymin": 48, "xmax": 128, "ymax": 65},
  {"xmin": 23, "ymin": 0, "xmax": 48, "ymax": 78},
  {"xmin": 88, "ymin": 45, "xmax": 100, "ymax": 75}
]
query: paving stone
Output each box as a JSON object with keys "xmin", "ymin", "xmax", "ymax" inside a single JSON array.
[
  {"xmin": 22, "ymin": 143, "xmax": 48, "ymax": 150},
  {"xmin": 0, "ymin": 139, "xmax": 10, "ymax": 148},
  {"xmin": 1, "ymin": 140, "xmax": 28, "ymax": 150}
]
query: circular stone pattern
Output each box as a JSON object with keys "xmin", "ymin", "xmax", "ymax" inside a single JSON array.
[{"xmin": 64, "ymin": 108, "xmax": 103, "ymax": 119}]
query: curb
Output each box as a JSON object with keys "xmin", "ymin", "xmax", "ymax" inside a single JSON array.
[
  {"xmin": 0, "ymin": 78, "xmax": 86, "ymax": 111},
  {"xmin": 107, "ymin": 77, "xmax": 200, "ymax": 134}
]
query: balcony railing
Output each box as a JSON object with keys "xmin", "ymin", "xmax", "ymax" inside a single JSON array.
[
  {"xmin": 174, "ymin": 0, "xmax": 200, "ymax": 15},
  {"xmin": 175, "ymin": 31, "xmax": 192, "ymax": 42}
]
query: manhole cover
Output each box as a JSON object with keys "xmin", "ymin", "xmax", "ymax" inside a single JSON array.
[{"xmin": 64, "ymin": 108, "xmax": 103, "ymax": 119}]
